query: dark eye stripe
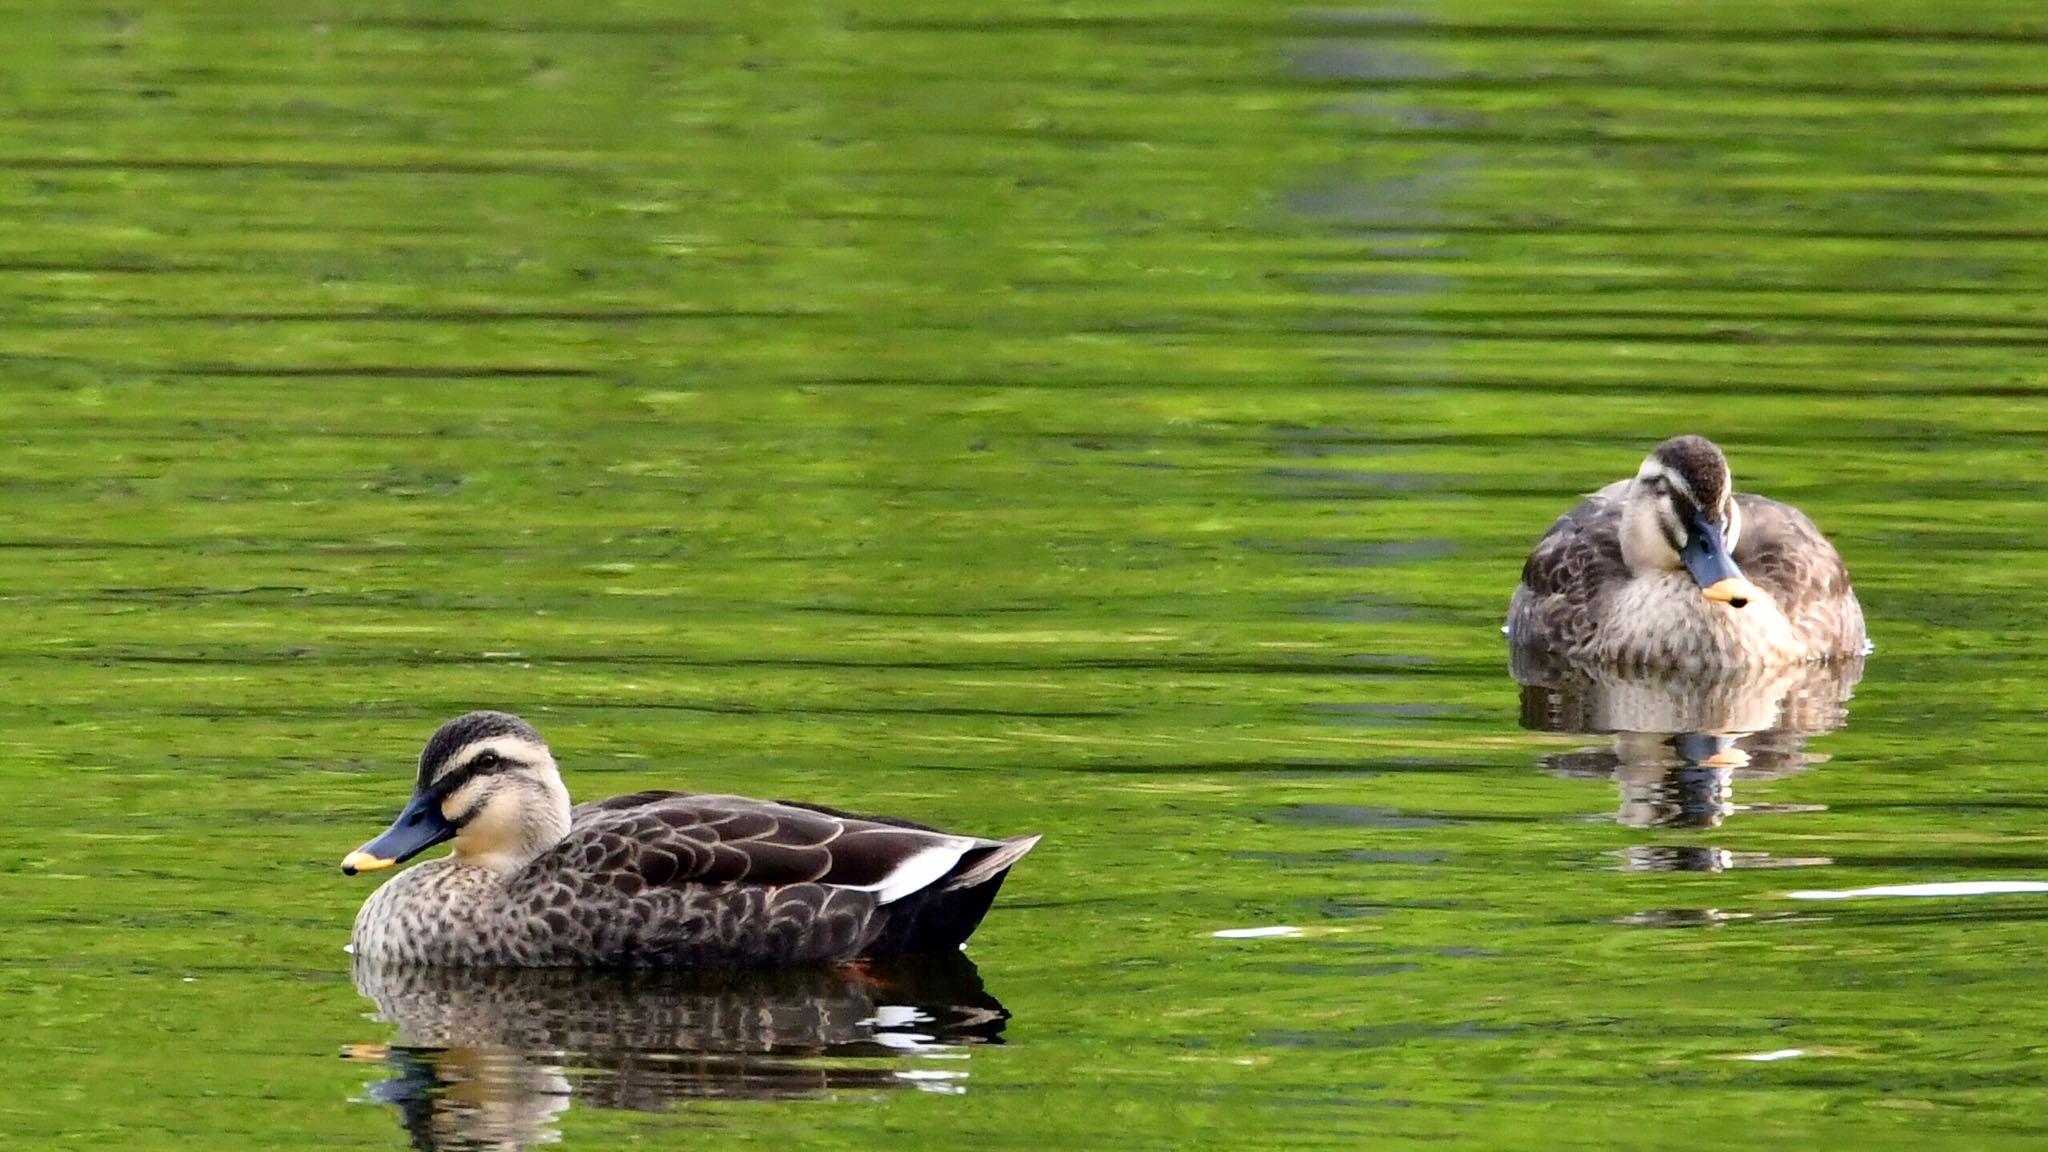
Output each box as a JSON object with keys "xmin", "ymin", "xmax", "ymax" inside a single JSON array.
[
  {"xmin": 430, "ymin": 750, "xmax": 518, "ymax": 798},
  {"xmin": 1667, "ymin": 490, "xmax": 1699, "ymax": 524}
]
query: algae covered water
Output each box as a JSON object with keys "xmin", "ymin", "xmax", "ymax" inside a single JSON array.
[{"xmin": 2, "ymin": 2, "xmax": 2046, "ymax": 1149}]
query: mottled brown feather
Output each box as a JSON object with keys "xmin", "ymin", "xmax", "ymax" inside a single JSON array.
[
  {"xmin": 1730, "ymin": 494, "xmax": 1864, "ymax": 652},
  {"xmin": 1509, "ymin": 480, "xmax": 1632, "ymax": 656},
  {"xmin": 550, "ymin": 793, "xmax": 976, "ymax": 895}
]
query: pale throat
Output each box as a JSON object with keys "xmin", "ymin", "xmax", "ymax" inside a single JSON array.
[
  {"xmin": 450, "ymin": 834, "xmax": 531, "ymax": 876},
  {"xmin": 447, "ymin": 786, "xmax": 570, "ymax": 876}
]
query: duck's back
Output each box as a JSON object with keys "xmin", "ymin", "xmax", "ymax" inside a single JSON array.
[{"xmin": 514, "ymin": 793, "xmax": 912, "ymax": 967}]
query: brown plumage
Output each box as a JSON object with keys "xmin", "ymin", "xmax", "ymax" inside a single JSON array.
[
  {"xmin": 343, "ymin": 712, "xmax": 1040, "ymax": 968},
  {"xmin": 1506, "ymin": 436, "xmax": 1866, "ymax": 668}
]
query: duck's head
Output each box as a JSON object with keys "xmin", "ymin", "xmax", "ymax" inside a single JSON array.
[
  {"xmin": 1619, "ymin": 435, "xmax": 1763, "ymax": 608},
  {"xmin": 341, "ymin": 711, "xmax": 573, "ymax": 878}
]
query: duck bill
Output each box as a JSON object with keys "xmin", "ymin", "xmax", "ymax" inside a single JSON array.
[
  {"xmin": 1673, "ymin": 732, "xmax": 1751, "ymax": 769},
  {"xmin": 1679, "ymin": 516, "xmax": 1760, "ymax": 608},
  {"xmin": 341, "ymin": 792, "xmax": 456, "ymax": 875}
]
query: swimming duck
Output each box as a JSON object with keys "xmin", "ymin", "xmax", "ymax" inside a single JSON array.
[
  {"xmin": 341, "ymin": 711, "xmax": 1040, "ymax": 968},
  {"xmin": 1505, "ymin": 435, "xmax": 1865, "ymax": 669}
]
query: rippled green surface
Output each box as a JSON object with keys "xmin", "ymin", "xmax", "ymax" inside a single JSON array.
[{"xmin": 3, "ymin": 2, "xmax": 2047, "ymax": 1148}]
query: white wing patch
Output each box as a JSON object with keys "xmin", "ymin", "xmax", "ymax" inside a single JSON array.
[{"xmin": 828, "ymin": 838, "xmax": 974, "ymax": 905}]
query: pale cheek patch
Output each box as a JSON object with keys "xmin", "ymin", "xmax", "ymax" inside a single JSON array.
[
  {"xmin": 1621, "ymin": 497, "xmax": 1682, "ymax": 572},
  {"xmin": 452, "ymin": 790, "xmax": 524, "ymax": 856},
  {"xmin": 440, "ymin": 779, "xmax": 486, "ymax": 825}
]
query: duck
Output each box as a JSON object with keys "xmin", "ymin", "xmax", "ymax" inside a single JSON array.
[
  {"xmin": 341, "ymin": 711, "xmax": 1041, "ymax": 968},
  {"xmin": 1505, "ymin": 435, "xmax": 1865, "ymax": 669}
]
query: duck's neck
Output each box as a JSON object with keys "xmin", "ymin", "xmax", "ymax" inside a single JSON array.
[{"xmin": 449, "ymin": 775, "xmax": 573, "ymax": 877}]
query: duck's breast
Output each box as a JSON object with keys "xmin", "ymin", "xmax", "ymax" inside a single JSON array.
[
  {"xmin": 1592, "ymin": 571, "xmax": 1804, "ymax": 668},
  {"xmin": 351, "ymin": 859, "xmax": 525, "ymax": 966}
]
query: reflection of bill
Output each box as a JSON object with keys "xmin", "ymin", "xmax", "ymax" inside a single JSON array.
[
  {"xmin": 1512, "ymin": 652, "xmax": 1862, "ymax": 842},
  {"xmin": 345, "ymin": 954, "xmax": 1008, "ymax": 1151}
]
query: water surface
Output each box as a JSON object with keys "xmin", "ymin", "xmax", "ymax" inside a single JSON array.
[{"xmin": 2, "ymin": 2, "xmax": 2046, "ymax": 1149}]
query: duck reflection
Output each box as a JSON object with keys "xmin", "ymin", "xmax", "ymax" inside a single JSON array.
[
  {"xmin": 1513, "ymin": 649, "xmax": 1862, "ymax": 860},
  {"xmin": 345, "ymin": 954, "xmax": 1009, "ymax": 1152}
]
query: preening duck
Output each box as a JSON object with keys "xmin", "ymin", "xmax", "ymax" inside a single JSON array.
[
  {"xmin": 341, "ymin": 711, "xmax": 1040, "ymax": 967},
  {"xmin": 1505, "ymin": 435, "xmax": 1865, "ymax": 669}
]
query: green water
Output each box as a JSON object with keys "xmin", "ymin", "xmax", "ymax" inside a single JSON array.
[{"xmin": 4, "ymin": 1, "xmax": 2047, "ymax": 1148}]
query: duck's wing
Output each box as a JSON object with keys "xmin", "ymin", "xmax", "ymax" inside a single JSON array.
[
  {"xmin": 558, "ymin": 791, "xmax": 995, "ymax": 904},
  {"xmin": 1506, "ymin": 481, "xmax": 1631, "ymax": 652},
  {"xmin": 1733, "ymin": 493, "xmax": 1864, "ymax": 652},
  {"xmin": 1731, "ymin": 494, "xmax": 1851, "ymax": 597},
  {"xmin": 502, "ymin": 792, "xmax": 1039, "ymax": 965}
]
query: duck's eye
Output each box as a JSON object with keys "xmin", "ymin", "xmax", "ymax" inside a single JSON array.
[{"xmin": 470, "ymin": 751, "xmax": 501, "ymax": 771}]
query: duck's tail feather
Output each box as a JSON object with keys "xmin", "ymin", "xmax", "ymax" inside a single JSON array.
[
  {"xmin": 943, "ymin": 834, "xmax": 1042, "ymax": 892},
  {"xmin": 862, "ymin": 833, "xmax": 1041, "ymax": 958}
]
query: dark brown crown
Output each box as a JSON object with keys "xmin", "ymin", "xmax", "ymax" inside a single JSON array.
[
  {"xmin": 416, "ymin": 711, "xmax": 545, "ymax": 788},
  {"xmin": 1648, "ymin": 435, "xmax": 1731, "ymax": 513}
]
